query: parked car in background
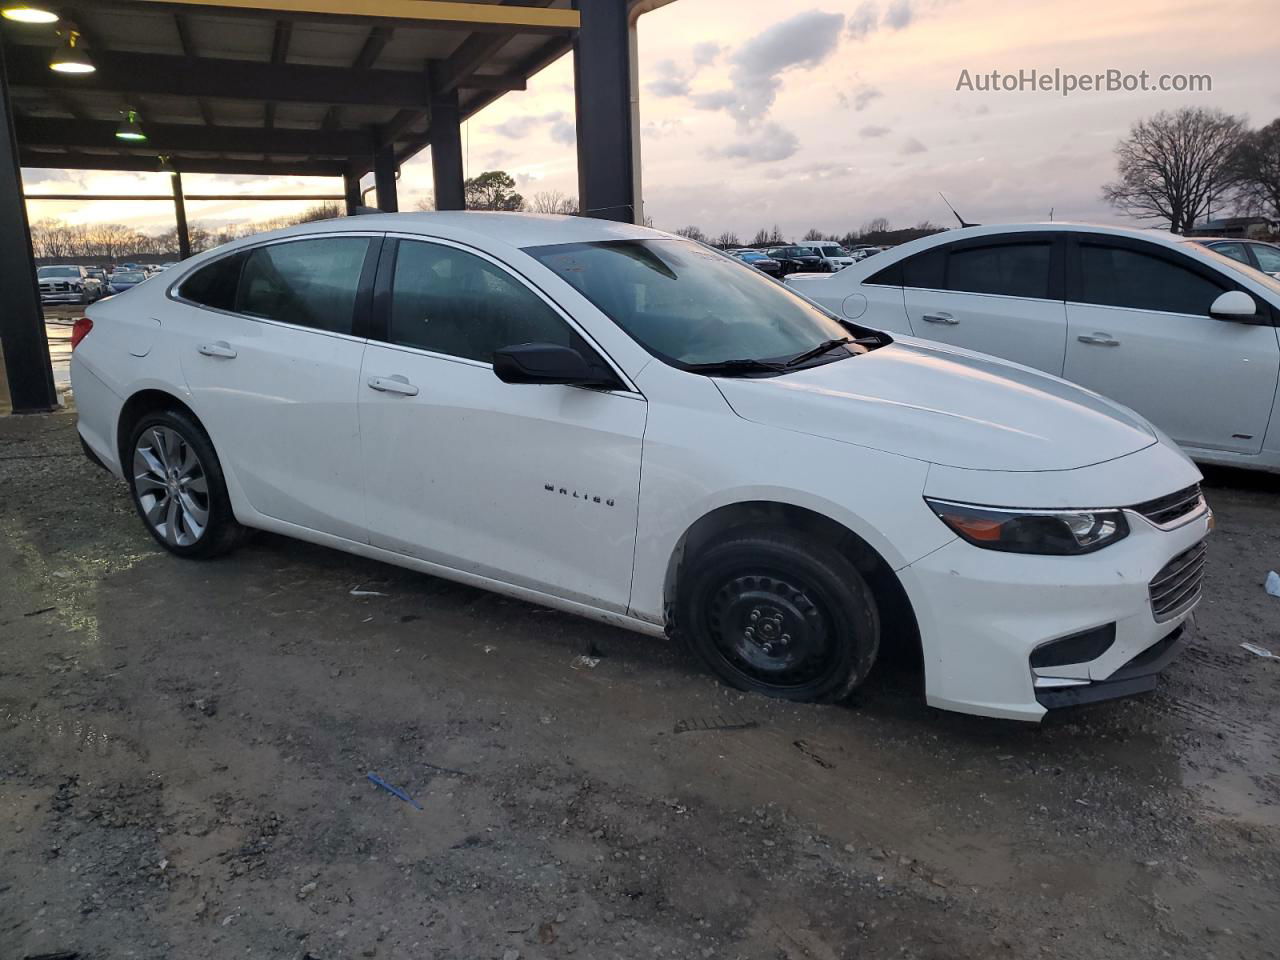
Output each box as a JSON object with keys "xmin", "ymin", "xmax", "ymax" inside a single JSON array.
[
  {"xmin": 730, "ymin": 249, "xmax": 784, "ymax": 277},
  {"xmin": 72, "ymin": 213, "xmax": 1208, "ymax": 722},
  {"xmin": 787, "ymin": 222, "xmax": 1280, "ymax": 473},
  {"xmin": 767, "ymin": 245, "xmax": 827, "ymax": 274},
  {"xmin": 1195, "ymin": 238, "xmax": 1280, "ymax": 279},
  {"xmin": 107, "ymin": 270, "xmax": 149, "ymax": 294},
  {"xmin": 810, "ymin": 242, "xmax": 855, "ymax": 271},
  {"xmin": 37, "ymin": 264, "xmax": 102, "ymax": 305}
]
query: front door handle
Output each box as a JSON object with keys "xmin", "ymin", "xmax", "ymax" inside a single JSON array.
[
  {"xmin": 1077, "ymin": 333, "xmax": 1120, "ymax": 346},
  {"xmin": 921, "ymin": 312, "xmax": 958, "ymax": 325},
  {"xmin": 367, "ymin": 374, "xmax": 419, "ymax": 397},
  {"xmin": 197, "ymin": 340, "xmax": 237, "ymax": 359}
]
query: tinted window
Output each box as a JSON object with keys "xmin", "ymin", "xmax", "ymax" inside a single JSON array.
[
  {"xmin": 238, "ymin": 237, "xmax": 369, "ymax": 334},
  {"xmin": 901, "ymin": 249, "xmax": 945, "ymax": 288},
  {"xmin": 1207, "ymin": 242, "xmax": 1249, "ymax": 264},
  {"xmin": 1079, "ymin": 244, "xmax": 1224, "ymax": 315},
  {"xmin": 39, "ymin": 266, "xmax": 79, "ymax": 278},
  {"xmin": 947, "ymin": 242, "xmax": 1051, "ymax": 298},
  {"xmin": 180, "ymin": 252, "xmax": 246, "ymax": 310},
  {"xmin": 1251, "ymin": 244, "xmax": 1280, "ymax": 274},
  {"xmin": 389, "ymin": 240, "xmax": 575, "ymax": 363}
]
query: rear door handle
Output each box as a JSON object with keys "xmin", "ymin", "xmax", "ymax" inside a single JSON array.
[
  {"xmin": 921, "ymin": 312, "xmax": 958, "ymax": 325},
  {"xmin": 197, "ymin": 341, "xmax": 237, "ymax": 359},
  {"xmin": 1077, "ymin": 333, "xmax": 1120, "ymax": 346},
  {"xmin": 367, "ymin": 374, "xmax": 419, "ymax": 397}
]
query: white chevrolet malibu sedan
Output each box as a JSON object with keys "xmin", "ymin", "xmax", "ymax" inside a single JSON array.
[{"xmin": 71, "ymin": 213, "xmax": 1210, "ymax": 721}]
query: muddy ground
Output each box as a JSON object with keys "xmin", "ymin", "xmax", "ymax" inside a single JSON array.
[{"xmin": 1, "ymin": 411, "xmax": 1277, "ymax": 960}]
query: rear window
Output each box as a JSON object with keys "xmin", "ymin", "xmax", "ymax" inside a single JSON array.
[
  {"xmin": 946, "ymin": 242, "xmax": 1052, "ymax": 299},
  {"xmin": 178, "ymin": 252, "xmax": 246, "ymax": 311}
]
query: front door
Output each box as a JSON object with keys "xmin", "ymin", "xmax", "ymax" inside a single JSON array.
[
  {"xmin": 357, "ymin": 236, "xmax": 647, "ymax": 612},
  {"xmin": 1062, "ymin": 236, "xmax": 1280, "ymax": 455}
]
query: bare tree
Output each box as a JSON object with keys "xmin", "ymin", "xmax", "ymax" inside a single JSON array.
[
  {"xmin": 802, "ymin": 228, "xmax": 824, "ymax": 241},
  {"xmin": 859, "ymin": 217, "xmax": 890, "ymax": 237},
  {"xmin": 1230, "ymin": 118, "xmax": 1280, "ymax": 220},
  {"xmin": 1102, "ymin": 107, "xmax": 1247, "ymax": 233},
  {"xmin": 714, "ymin": 231, "xmax": 740, "ymax": 248},
  {"xmin": 415, "ymin": 192, "xmax": 436, "ymax": 211},
  {"xmin": 674, "ymin": 225, "xmax": 707, "ymax": 242},
  {"xmin": 529, "ymin": 190, "xmax": 579, "ymax": 215}
]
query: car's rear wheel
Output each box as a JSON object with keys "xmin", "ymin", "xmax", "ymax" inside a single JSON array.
[
  {"xmin": 678, "ymin": 529, "xmax": 880, "ymax": 703},
  {"xmin": 127, "ymin": 408, "xmax": 244, "ymax": 558}
]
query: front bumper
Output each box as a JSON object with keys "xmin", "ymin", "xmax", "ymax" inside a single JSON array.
[{"xmin": 898, "ymin": 502, "xmax": 1210, "ymax": 722}]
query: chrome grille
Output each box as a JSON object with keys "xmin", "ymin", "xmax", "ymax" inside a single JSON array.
[
  {"xmin": 1148, "ymin": 540, "xmax": 1207, "ymax": 621},
  {"xmin": 1131, "ymin": 484, "xmax": 1203, "ymax": 528}
]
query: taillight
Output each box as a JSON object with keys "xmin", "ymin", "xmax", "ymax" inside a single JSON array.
[{"xmin": 70, "ymin": 316, "xmax": 93, "ymax": 349}]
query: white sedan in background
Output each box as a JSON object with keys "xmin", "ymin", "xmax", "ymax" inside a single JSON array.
[
  {"xmin": 71, "ymin": 213, "xmax": 1208, "ymax": 722},
  {"xmin": 787, "ymin": 222, "xmax": 1280, "ymax": 473}
]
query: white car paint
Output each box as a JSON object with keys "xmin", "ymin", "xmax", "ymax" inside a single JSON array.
[
  {"xmin": 787, "ymin": 222, "xmax": 1280, "ymax": 472},
  {"xmin": 72, "ymin": 213, "xmax": 1209, "ymax": 722}
]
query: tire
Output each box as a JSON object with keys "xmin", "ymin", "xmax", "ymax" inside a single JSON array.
[
  {"xmin": 126, "ymin": 408, "xmax": 245, "ymax": 558},
  {"xmin": 677, "ymin": 528, "xmax": 880, "ymax": 703}
]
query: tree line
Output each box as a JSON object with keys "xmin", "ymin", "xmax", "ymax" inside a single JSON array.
[
  {"xmin": 1105, "ymin": 109, "xmax": 1280, "ymax": 233},
  {"xmin": 30, "ymin": 202, "xmax": 343, "ymax": 261}
]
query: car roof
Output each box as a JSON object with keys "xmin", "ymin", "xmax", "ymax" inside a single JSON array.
[
  {"xmin": 234, "ymin": 211, "xmax": 670, "ymax": 250},
  {"xmin": 853, "ymin": 221, "xmax": 1238, "ymax": 259}
]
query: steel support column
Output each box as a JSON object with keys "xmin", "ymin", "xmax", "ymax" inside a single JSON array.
[
  {"xmin": 0, "ymin": 41, "xmax": 57, "ymax": 413},
  {"xmin": 374, "ymin": 146, "xmax": 399, "ymax": 212},
  {"xmin": 344, "ymin": 171, "xmax": 362, "ymax": 215},
  {"xmin": 171, "ymin": 171, "xmax": 191, "ymax": 259},
  {"xmin": 573, "ymin": 0, "xmax": 635, "ymax": 222},
  {"xmin": 430, "ymin": 88, "xmax": 465, "ymax": 211}
]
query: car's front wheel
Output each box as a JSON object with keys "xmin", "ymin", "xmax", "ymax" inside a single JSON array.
[
  {"xmin": 127, "ymin": 408, "xmax": 244, "ymax": 558},
  {"xmin": 678, "ymin": 529, "xmax": 880, "ymax": 703}
]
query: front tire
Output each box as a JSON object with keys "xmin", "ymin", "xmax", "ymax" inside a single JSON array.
[
  {"xmin": 126, "ymin": 408, "xmax": 244, "ymax": 558},
  {"xmin": 678, "ymin": 529, "xmax": 880, "ymax": 703}
]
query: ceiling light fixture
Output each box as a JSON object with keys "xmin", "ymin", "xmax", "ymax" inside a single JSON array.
[
  {"xmin": 1, "ymin": 4, "xmax": 60, "ymax": 24},
  {"xmin": 49, "ymin": 29, "xmax": 95, "ymax": 74},
  {"xmin": 115, "ymin": 109, "xmax": 147, "ymax": 142}
]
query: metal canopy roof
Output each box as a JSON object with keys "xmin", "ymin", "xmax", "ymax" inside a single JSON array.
[{"xmin": 2, "ymin": 0, "xmax": 579, "ymax": 178}]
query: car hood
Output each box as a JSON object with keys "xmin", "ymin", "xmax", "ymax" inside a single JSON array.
[{"xmin": 714, "ymin": 340, "xmax": 1157, "ymax": 472}]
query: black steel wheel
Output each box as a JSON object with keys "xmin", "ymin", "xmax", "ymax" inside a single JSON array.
[{"xmin": 678, "ymin": 528, "xmax": 879, "ymax": 703}]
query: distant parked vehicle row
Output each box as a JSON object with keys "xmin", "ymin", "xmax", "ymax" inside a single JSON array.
[
  {"xmin": 728, "ymin": 249, "xmax": 784, "ymax": 277},
  {"xmin": 37, "ymin": 265, "xmax": 103, "ymax": 305}
]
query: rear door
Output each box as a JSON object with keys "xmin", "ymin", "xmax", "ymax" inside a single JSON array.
[
  {"xmin": 1062, "ymin": 234, "xmax": 1280, "ymax": 455},
  {"xmin": 174, "ymin": 233, "xmax": 380, "ymax": 541},
  {"xmin": 900, "ymin": 232, "xmax": 1068, "ymax": 374}
]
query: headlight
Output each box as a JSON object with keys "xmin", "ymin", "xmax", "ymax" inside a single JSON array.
[{"xmin": 924, "ymin": 499, "xmax": 1129, "ymax": 555}]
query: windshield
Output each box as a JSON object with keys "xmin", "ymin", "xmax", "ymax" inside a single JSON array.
[
  {"xmin": 114, "ymin": 272, "xmax": 145, "ymax": 283},
  {"xmin": 526, "ymin": 239, "xmax": 855, "ymax": 368},
  {"xmin": 1182, "ymin": 242, "xmax": 1280, "ymax": 298},
  {"xmin": 38, "ymin": 266, "xmax": 78, "ymax": 278},
  {"xmin": 820, "ymin": 245, "xmax": 847, "ymax": 257}
]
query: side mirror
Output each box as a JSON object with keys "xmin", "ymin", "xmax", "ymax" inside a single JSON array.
[
  {"xmin": 493, "ymin": 342, "xmax": 613, "ymax": 387},
  {"xmin": 1209, "ymin": 290, "xmax": 1259, "ymax": 322}
]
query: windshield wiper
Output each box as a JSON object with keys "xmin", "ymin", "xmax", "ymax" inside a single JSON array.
[
  {"xmin": 683, "ymin": 358, "xmax": 788, "ymax": 376},
  {"xmin": 784, "ymin": 336, "xmax": 855, "ymax": 367},
  {"xmin": 784, "ymin": 335, "xmax": 884, "ymax": 368}
]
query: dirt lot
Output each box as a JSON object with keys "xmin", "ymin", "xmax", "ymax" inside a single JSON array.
[{"xmin": 2, "ymin": 412, "xmax": 1277, "ymax": 960}]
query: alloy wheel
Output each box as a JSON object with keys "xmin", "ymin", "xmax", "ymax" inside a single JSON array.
[{"xmin": 132, "ymin": 425, "xmax": 210, "ymax": 547}]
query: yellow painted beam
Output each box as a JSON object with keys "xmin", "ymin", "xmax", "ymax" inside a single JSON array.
[{"xmin": 123, "ymin": 0, "xmax": 580, "ymax": 30}]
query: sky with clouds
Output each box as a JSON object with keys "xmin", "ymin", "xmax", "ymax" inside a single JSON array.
[{"xmin": 22, "ymin": 0, "xmax": 1280, "ymax": 239}]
